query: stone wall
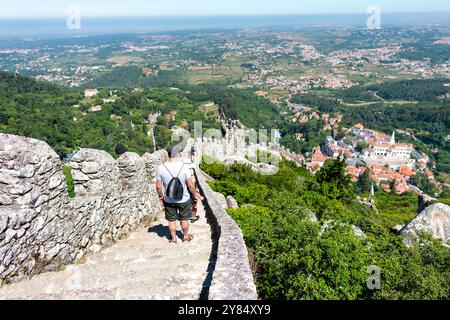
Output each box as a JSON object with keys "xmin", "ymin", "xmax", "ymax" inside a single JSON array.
[
  {"xmin": 0, "ymin": 133, "xmax": 167, "ymax": 283},
  {"xmin": 195, "ymin": 170, "xmax": 258, "ymax": 300}
]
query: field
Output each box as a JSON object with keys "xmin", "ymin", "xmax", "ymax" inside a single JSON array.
[
  {"xmin": 185, "ymin": 63, "xmax": 244, "ymax": 85},
  {"xmin": 433, "ymin": 37, "xmax": 450, "ymax": 44},
  {"xmin": 107, "ymin": 56, "xmax": 144, "ymax": 66}
]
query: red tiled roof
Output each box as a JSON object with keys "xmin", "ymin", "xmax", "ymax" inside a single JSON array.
[{"xmin": 399, "ymin": 166, "xmax": 416, "ymax": 177}]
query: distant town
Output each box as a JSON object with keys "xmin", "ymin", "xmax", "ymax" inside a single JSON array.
[{"xmin": 1, "ymin": 26, "xmax": 449, "ymax": 99}]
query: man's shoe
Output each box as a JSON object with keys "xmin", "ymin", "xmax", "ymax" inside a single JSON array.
[{"xmin": 190, "ymin": 216, "xmax": 200, "ymax": 223}]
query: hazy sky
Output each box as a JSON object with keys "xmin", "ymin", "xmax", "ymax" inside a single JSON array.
[{"xmin": 2, "ymin": 0, "xmax": 450, "ymax": 18}]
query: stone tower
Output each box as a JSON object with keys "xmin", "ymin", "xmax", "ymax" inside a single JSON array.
[{"xmin": 390, "ymin": 131, "xmax": 396, "ymax": 145}]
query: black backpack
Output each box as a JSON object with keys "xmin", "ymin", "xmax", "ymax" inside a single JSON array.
[{"xmin": 163, "ymin": 163, "xmax": 185, "ymax": 201}]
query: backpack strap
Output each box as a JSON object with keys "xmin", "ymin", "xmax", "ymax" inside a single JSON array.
[
  {"xmin": 176, "ymin": 163, "xmax": 185, "ymax": 178},
  {"xmin": 163, "ymin": 163, "xmax": 185, "ymax": 178},
  {"xmin": 163, "ymin": 163, "xmax": 174, "ymax": 178}
]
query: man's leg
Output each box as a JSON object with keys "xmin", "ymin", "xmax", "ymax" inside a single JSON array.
[
  {"xmin": 191, "ymin": 201, "xmax": 198, "ymax": 220},
  {"xmin": 165, "ymin": 203, "xmax": 178, "ymax": 243},
  {"xmin": 181, "ymin": 220, "xmax": 189, "ymax": 239},
  {"xmin": 179, "ymin": 201, "xmax": 194, "ymax": 241},
  {"xmin": 169, "ymin": 221, "xmax": 177, "ymax": 242}
]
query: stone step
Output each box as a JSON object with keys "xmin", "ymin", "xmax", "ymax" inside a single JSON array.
[
  {"xmin": 0, "ymin": 201, "xmax": 214, "ymax": 300},
  {"xmin": 110, "ymin": 237, "xmax": 212, "ymax": 252},
  {"xmin": 0, "ymin": 264, "xmax": 209, "ymax": 300},
  {"xmin": 84, "ymin": 245, "xmax": 211, "ymax": 266},
  {"xmin": 5, "ymin": 278, "xmax": 206, "ymax": 300}
]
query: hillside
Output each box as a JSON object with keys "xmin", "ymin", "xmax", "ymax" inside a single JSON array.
[
  {"xmin": 186, "ymin": 84, "xmax": 282, "ymax": 129},
  {"xmin": 0, "ymin": 72, "xmax": 218, "ymax": 158},
  {"xmin": 201, "ymin": 159, "xmax": 450, "ymax": 300}
]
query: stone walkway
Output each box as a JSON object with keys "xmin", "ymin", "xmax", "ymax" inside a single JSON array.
[{"xmin": 0, "ymin": 203, "xmax": 213, "ymax": 300}]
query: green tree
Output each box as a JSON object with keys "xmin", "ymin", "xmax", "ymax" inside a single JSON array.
[
  {"xmin": 316, "ymin": 159, "xmax": 354, "ymax": 200},
  {"xmin": 357, "ymin": 169, "xmax": 374, "ymax": 193}
]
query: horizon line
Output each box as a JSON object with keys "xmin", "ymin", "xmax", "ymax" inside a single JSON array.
[{"xmin": 1, "ymin": 11, "xmax": 450, "ymax": 20}]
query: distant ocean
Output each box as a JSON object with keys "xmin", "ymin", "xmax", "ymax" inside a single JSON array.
[{"xmin": 0, "ymin": 13, "xmax": 449, "ymax": 39}]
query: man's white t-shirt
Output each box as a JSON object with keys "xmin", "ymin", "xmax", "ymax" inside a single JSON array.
[{"xmin": 156, "ymin": 161, "xmax": 192, "ymax": 204}]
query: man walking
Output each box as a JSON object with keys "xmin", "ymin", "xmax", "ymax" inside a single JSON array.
[{"xmin": 156, "ymin": 144, "xmax": 201, "ymax": 244}]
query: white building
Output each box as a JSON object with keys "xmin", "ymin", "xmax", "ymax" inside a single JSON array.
[
  {"xmin": 363, "ymin": 131, "xmax": 414, "ymax": 169},
  {"xmin": 367, "ymin": 132, "xmax": 413, "ymax": 159},
  {"xmin": 84, "ymin": 88, "xmax": 99, "ymax": 98}
]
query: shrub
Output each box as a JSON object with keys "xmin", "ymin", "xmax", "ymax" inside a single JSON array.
[
  {"xmin": 63, "ymin": 165, "xmax": 76, "ymax": 198},
  {"xmin": 207, "ymin": 159, "xmax": 450, "ymax": 300}
]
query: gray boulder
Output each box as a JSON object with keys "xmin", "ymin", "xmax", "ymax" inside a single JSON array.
[
  {"xmin": 401, "ymin": 203, "xmax": 450, "ymax": 245},
  {"xmin": 305, "ymin": 209, "xmax": 318, "ymax": 222},
  {"xmin": 226, "ymin": 196, "xmax": 239, "ymax": 209},
  {"xmin": 351, "ymin": 225, "xmax": 367, "ymax": 238},
  {"xmin": 213, "ymin": 192, "xmax": 228, "ymax": 210},
  {"xmin": 391, "ymin": 225, "xmax": 404, "ymax": 234},
  {"xmin": 320, "ymin": 220, "xmax": 366, "ymax": 238}
]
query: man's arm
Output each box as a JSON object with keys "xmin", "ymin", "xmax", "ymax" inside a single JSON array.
[
  {"xmin": 187, "ymin": 178, "xmax": 202, "ymax": 200},
  {"xmin": 156, "ymin": 180, "xmax": 164, "ymax": 204},
  {"xmin": 187, "ymin": 176, "xmax": 205, "ymax": 201}
]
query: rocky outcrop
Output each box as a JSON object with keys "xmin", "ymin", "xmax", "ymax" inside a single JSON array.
[
  {"xmin": 0, "ymin": 133, "xmax": 167, "ymax": 283},
  {"xmin": 418, "ymin": 194, "xmax": 439, "ymax": 213},
  {"xmin": 401, "ymin": 202, "xmax": 450, "ymax": 246},
  {"xmin": 303, "ymin": 208, "xmax": 318, "ymax": 222},
  {"xmin": 351, "ymin": 225, "xmax": 367, "ymax": 238}
]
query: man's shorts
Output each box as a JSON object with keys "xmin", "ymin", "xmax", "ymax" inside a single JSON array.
[{"xmin": 164, "ymin": 201, "xmax": 192, "ymax": 222}]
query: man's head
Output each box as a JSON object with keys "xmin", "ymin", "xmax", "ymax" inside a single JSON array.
[{"xmin": 167, "ymin": 144, "xmax": 182, "ymax": 159}]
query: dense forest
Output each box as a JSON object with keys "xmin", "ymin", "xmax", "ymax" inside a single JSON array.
[
  {"xmin": 0, "ymin": 72, "xmax": 218, "ymax": 158},
  {"xmin": 186, "ymin": 84, "xmax": 282, "ymax": 130},
  {"xmin": 201, "ymin": 159, "xmax": 450, "ymax": 300},
  {"xmin": 291, "ymin": 93, "xmax": 343, "ymax": 111},
  {"xmin": 368, "ymin": 79, "xmax": 449, "ymax": 102},
  {"xmin": 293, "ymin": 79, "xmax": 449, "ymax": 106},
  {"xmin": 398, "ymin": 43, "xmax": 450, "ymax": 65},
  {"xmin": 86, "ymin": 66, "xmax": 187, "ymax": 88},
  {"xmin": 0, "ymin": 71, "xmax": 286, "ymax": 159}
]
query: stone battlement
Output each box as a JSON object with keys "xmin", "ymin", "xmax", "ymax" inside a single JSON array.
[
  {"xmin": 0, "ymin": 133, "xmax": 258, "ymax": 300},
  {"xmin": 0, "ymin": 133, "xmax": 167, "ymax": 283},
  {"xmin": 194, "ymin": 170, "xmax": 258, "ymax": 300}
]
